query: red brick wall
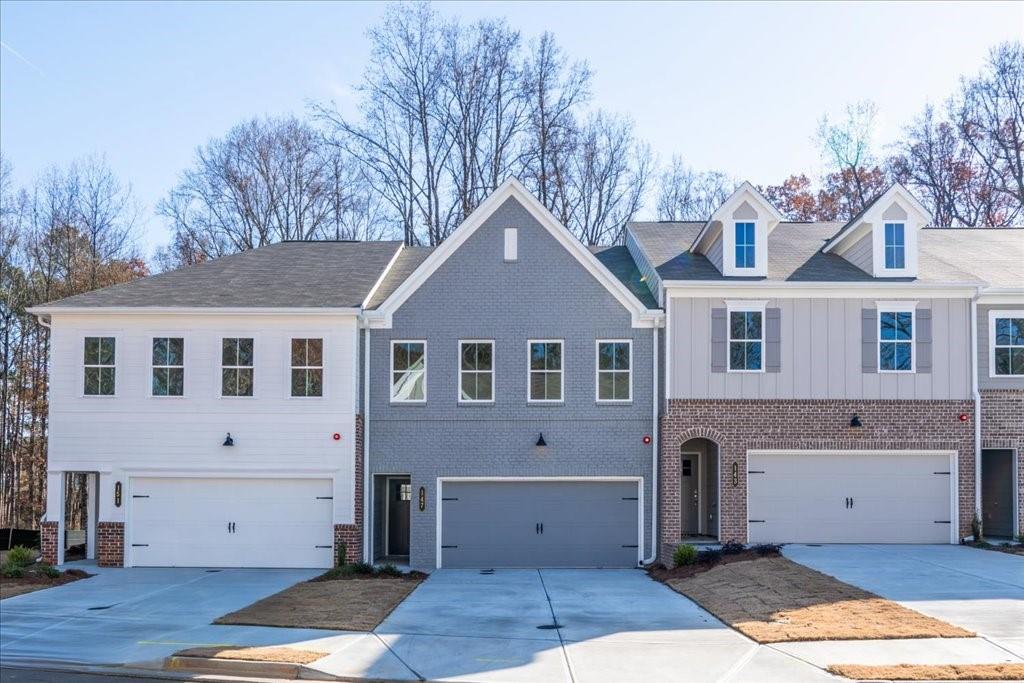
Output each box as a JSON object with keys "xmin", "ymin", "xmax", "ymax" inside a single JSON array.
[
  {"xmin": 333, "ymin": 414, "xmax": 364, "ymax": 565},
  {"xmin": 659, "ymin": 399, "xmax": 975, "ymax": 562},
  {"xmin": 97, "ymin": 522, "xmax": 124, "ymax": 567},
  {"xmin": 980, "ymin": 389, "xmax": 1024, "ymax": 536},
  {"xmin": 40, "ymin": 521, "xmax": 58, "ymax": 565}
]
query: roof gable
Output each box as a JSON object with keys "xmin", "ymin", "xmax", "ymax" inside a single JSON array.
[
  {"xmin": 691, "ymin": 181, "xmax": 785, "ymax": 254},
  {"xmin": 822, "ymin": 183, "xmax": 932, "ymax": 255}
]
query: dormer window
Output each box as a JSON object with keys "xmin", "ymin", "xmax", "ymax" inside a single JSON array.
[
  {"xmin": 735, "ymin": 222, "xmax": 756, "ymax": 269},
  {"xmin": 884, "ymin": 223, "xmax": 905, "ymax": 269}
]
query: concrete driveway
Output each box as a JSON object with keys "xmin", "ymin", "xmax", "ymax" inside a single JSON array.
[{"xmin": 784, "ymin": 544, "xmax": 1024, "ymax": 662}]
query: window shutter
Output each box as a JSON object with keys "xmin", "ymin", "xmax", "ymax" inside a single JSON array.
[
  {"xmin": 711, "ymin": 308, "xmax": 727, "ymax": 373},
  {"xmin": 765, "ymin": 308, "xmax": 781, "ymax": 373},
  {"xmin": 861, "ymin": 308, "xmax": 877, "ymax": 373},
  {"xmin": 916, "ymin": 309, "xmax": 932, "ymax": 373}
]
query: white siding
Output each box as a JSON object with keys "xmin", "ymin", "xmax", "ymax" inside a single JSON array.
[
  {"xmin": 707, "ymin": 235, "xmax": 724, "ymax": 273},
  {"xmin": 47, "ymin": 312, "xmax": 360, "ymax": 525},
  {"xmin": 668, "ymin": 297, "xmax": 971, "ymax": 400}
]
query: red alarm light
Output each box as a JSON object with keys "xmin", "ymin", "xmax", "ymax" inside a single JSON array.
[
  {"xmin": 332, "ymin": 433, "xmax": 342, "ymax": 441},
  {"xmin": 642, "ymin": 435, "xmax": 652, "ymax": 445},
  {"xmin": 958, "ymin": 414, "xmax": 969, "ymax": 422}
]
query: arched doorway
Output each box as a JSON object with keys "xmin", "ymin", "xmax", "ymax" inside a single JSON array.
[{"xmin": 679, "ymin": 438, "xmax": 719, "ymax": 542}]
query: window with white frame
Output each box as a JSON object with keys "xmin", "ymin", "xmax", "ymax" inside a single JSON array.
[
  {"xmin": 884, "ymin": 222, "xmax": 905, "ymax": 269},
  {"xmin": 152, "ymin": 337, "xmax": 184, "ymax": 396},
  {"xmin": 735, "ymin": 222, "xmax": 755, "ymax": 269},
  {"xmin": 291, "ymin": 338, "xmax": 323, "ymax": 397},
  {"xmin": 879, "ymin": 309, "xmax": 914, "ymax": 372},
  {"xmin": 728, "ymin": 308, "xmax": 763, "ymax": 371},
  {"xmin": 391, "ymin": 341, "xmax": 426, "ymax": 402},
  {"xmin": 84, "ymin": 336, "xmax": 115, "ymax": 395},
  {"xmin": 222, "ymin": 337, "xmax": 254, "ymax": 396},
  {"xmin": 597, "ymin": 340, "xmax": 631, "ymax": 401},
  {"xmin": 529, "ymin": 341, "xmax": 563, "ymax": 402},
  {"xmin": 459, "ymin": 341, "xmax": 493, "ymax": 402},
  {"xmin": 992, "ymin": 313, "xmax": 1024, "ymax": 376}
]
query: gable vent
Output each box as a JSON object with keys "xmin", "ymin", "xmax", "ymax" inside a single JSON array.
[{"xmin": 504, "ymin": 228, "xmax": 518, "ymax": 262}]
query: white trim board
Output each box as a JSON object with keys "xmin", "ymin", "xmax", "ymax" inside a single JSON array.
[{"xmin": 363, "ymin": 178, "xmax": 662, "ymax": 329}]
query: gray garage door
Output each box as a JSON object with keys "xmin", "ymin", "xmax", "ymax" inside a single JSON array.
[{"xmin": 440, "ymin": 480, "xmax": 640, "ymax": 568}]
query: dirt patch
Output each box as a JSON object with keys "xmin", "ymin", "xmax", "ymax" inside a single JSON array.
[
  {"xmin": 827, "ymin": 663, "xmax": 1024, "ymax": 680},
  {"xmin": 648, "ymin": 547, "xmax": 777, "ymax": 581},
  {"xmin": 657, "ymin": 556, "xmax": 973, "ymax": 643},
  {"xmin": 1, "ymin": 567, "xmax": 91, "ymax": 600},
  {"xmin": 175, "ymin": 646, "xmax": 327, "ymax": 665},
  {"xmin": 215, "ymin": 571, "xmax": 425, "ymax": 631}
]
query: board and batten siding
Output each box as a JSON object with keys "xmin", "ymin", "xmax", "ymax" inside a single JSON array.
[
  {"xmin": 45, "ymin": 313, "xmax": 360, "ymax": 526},
  {"xmin": 668, "ymin": 297, "xmax": 971, "ymax": 400},
  {"xmin": 978, "ymin": 304, "xmax": 1024, "ymax": 390}
]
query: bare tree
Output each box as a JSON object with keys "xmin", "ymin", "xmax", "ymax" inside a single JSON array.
[
  {"xmin": 816, "ymin": 100, "xmax": 882, "ymax": 212},
  {"xmin": 656, "ymin": 156, "xmax": 735, "ymax": 220}
]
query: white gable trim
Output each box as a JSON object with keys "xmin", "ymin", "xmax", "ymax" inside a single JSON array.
[
  {"xmin": 822, "ymin": 184, "xmax": 932, "ymax": 255},
  {"xmin": 364, "ymin": 178, "xmax": 663, "ymax": 329},
  {"xmin": 691, "ymin": 181, "xmax": 785, "ymax": 254}
]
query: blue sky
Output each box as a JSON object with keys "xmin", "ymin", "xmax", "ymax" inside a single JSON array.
[{"xmin": 2, "ymin": 1, "xmax": 1021, "ymax": 257}]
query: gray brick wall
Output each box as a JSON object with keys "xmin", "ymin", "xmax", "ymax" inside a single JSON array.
[{"xmin": 368, "ymin": 196, "xmax": 656, "ymax": 569}]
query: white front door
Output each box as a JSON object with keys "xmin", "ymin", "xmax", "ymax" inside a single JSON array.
[
  {"xmin": 747, "ymin": 452, "xmax": 953, "ymax": 544},
  {"xmin": 130, "ymin": 477, "xmax": 334, "ymax": 568}
]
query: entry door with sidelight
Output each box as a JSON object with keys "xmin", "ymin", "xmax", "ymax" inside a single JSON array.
[{"xmin": 387, "ymin": 477, "xmax": 411, "ymax": 556}]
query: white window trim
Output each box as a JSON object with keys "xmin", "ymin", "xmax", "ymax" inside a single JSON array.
[
  {"xmin": 390, "ymin": 339, "xmax": 427, "ymax": 403},
  {"xmin": 733, "ymin": 221, "xmax": 757, "ymax": 270},
  {"xmin": 876, "ymin": 301, "xmax": 917, "ymax": 374},
  {"xmin": 220, "ymin": 336, "xmax": 256, "ymax": 399},
  {"xmin": 527, "ymin": 339, "xmax": 564, "ymax": 404},
  {"xmin": 149, "ymin": 335, "xmax": 185, "ymax": 398},
  {"xmin": 882, "ymin": 222, "xmax": 907, "ymax": 271},
  {"xmin": 82, "ymin": 334, "xmax": 117, "ymax": 398},
  {"xmin": 289, "ymin": 337, "xmax": 326, "ymax": 399},
  {"xmin": 989, "ymin": 309, "xmax": 1024, "ymax": 378},
  {"xmin": 458, "ymin": 339, "xmax": 495, "ymax": 404},
  {"xmin": 725, "ymin": 300, "xmax": 767, "ymax": 374},
  {"xmin": 595, "ymin": 339, "xmax": 633, "ymax": 403}
]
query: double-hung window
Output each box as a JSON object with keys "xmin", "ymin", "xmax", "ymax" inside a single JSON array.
[
  {"xmin": 528, "ymin": 340, "xmax": 563, "ymax": 402},
  {"xmin": 459, "ymin": 341, "xmax": 494, "ymax": 402},
  {"xmin": 879, "ymin": 309, "xmax": 914, "ymax": 372},
  {"xmin": 152, "ymin": 337, "xmax": 184, "ymax": 396},
  {"xmin": 291, "ymin": 338, "xmax": 323, "ymax": 397},
  {"xmin": 84, "ymin": 337, "xmax": 116, "ymax": 395},
  {"xmin": 884, "ymin": 223, "xmax": 905, "ymax": 269},
  {"xmin": 735, "ymin": 222, "xmax": 755, "ymax": 269},
  {"xmin": 993, "ymin": 313, "xmax": 1024, "ymax": 376},
  {"xmin": 391, "ymin": 341, "xmax": 426, "ymax": 402},
  {"xmin": 728, "ymin": 309, "xmax": 763, "ymax": 372},
  {"xmin": 596, "ymin": 340, "xmax": 631, "ymax": 401},
  {"xmin": 222, "ymin": 337, "xmax": 254, "ymax": 396}
]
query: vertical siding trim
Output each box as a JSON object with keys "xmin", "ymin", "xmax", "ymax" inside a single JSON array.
[
  {"xmin": 861, "ymin": 308, "xmax": 878, "ymax": 373},
  {"xmin": 765, "ymin": 308, "xmax": 781, "ymax": 373},
  {"xmin": 711, "ymin": 308, "xmax": 727, "ymax": 373}
]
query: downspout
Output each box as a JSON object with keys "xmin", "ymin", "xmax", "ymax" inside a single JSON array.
[
  {"xmin": 363, "ymin": 326, "xmax": 372, "ymax": 562},
  {"xmin": 970, "ymin": 290, "xmax": 982, "ymax": 540},
  {"xmin": 643, "ymin": 320, "xmax": 660, "ymax": 565}
]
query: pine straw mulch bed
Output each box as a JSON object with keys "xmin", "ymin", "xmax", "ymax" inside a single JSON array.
[
  {"xmin": 214, "ymin": 568, "xmax": 427, "ymax": 632},
  {"xmin": 649, "ymin": 555, "xmax": 974, "ymax": 643},
  {"xmin": 174, "ymin": 646, "xmax": 328, "ymax": 665},
  {"xmin": 827, "ymin": 663, "xmax": 1024, "ymax": 680},
  {"xmin": 1, "ymin": 567, "xmax": 91, "ymax": 600},
  {"xmin": 966, "ymin": 540, "xmax": 1024, "ymax": 556}
]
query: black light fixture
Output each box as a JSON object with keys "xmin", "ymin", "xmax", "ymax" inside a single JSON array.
[
  {"xmin": 849, "ymin": 414, "xmax": 862, "ymax": 428},
  {"xmin": 534, "ymin": 432, "xmax": 548, "ymax": 454},
  {"xmin": 223, "ymin": 432, "xmax": 234, "ymax": 447}
]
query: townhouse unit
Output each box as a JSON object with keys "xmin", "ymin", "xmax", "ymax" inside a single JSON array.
[{"xmin": 30, "ymin": 179, "xmax": 1022, "ymax": 570}]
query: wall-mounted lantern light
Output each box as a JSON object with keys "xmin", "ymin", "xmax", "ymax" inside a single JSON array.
[
  {"xmin": 534, "ymin": 432, "xmax": 548, "ymax": 455},
  {"xmin": 223, "ymin": 432, "xmax": 234, "ymax": 447},
  {"xmin": 849, "ymin": 415, "xmax": 862, "ymax": 428}
]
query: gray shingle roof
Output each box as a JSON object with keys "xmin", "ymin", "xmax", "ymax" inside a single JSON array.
[
  {"xmin": 39, "ymin": 241, "xmax": 403, "ymax": 309},
  {"xmin": 589, "ymin": 245, "xmax": 660, "ymax": 308},
  {"xmin": 628, "ymin": 221, "xmax": 1022, "ymax": 286},
  {"xmin": 365, "ymin": 246, "xmax": 435, "ymax": 309}
]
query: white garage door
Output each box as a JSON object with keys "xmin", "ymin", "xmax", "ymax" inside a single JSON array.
[
  {"xmin": 130, "ymin": 477, "xmax": 334, "ymax": 568},
  {"xmin": 748, "ymin": 452, "xmax": 953, "ymax": 544}
]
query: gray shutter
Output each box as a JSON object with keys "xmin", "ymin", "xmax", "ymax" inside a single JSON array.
[
  {"xmin": 916, "ymin": 309, "xmax": 932, "ymax": 373},
  {"xmin": 765, "ymin": 308, "xmax": 781, "ymax": 373},
  {"xmin": 711, "ymin": 308, "xmax": 727, "ymax": 373},
  {"xmin": 861, "ymin": 308, "xmax": 878, "ymax": 373}
]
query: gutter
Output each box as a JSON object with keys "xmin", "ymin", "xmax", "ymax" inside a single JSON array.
[
  {"xmin": 362, "ymin": 326, "xmax": 371, "ymax": 563},
  {"xmin": 644, "ymin": 321, "xmax": 661, "ymax": 565},
  {"xmin": 970, "ymin": 289, "xmax": 982, "ymax": 538}
]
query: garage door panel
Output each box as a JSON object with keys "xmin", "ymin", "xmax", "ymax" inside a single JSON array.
[{"xmin": 748, "ymin": 453, "xmax": 952, "ymax": 544}]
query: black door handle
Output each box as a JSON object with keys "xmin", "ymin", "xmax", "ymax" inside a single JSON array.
[
  {"xmin": 850, "ymin": 498, "xmax": 853, "ymax": 509},
  {"xmin": 535, "ymin": 523, "xmax": 540, "ymax": 534},
  {"xmin": 540, "ymin": 523, "xmax": 544, "ymax": 534}
]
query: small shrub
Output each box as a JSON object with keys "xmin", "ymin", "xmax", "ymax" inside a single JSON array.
[
  {"xmin": 673, "ymin": 544, "xmax": 698, "ymax": 567},
  {"xmin": 37, "ymin": 563, "xmax": 61, "ymax": 578},
  {"xmin": 6, "ymin": 545, "xmax": 34, "ymax": 567},
  {"xmin": 720, "ymin": 540, "xmax": 745, "ymax": 555},
  {"xmin": 377, "ymin": 563, "xmax": 402, "ymax": 577},
  {"xmin": 350, "ymin": 561, "xmax": 375, "ymax": 575},
  {"xmin": 1, "ymin": 562, "xmax": 24, "ymax": 578},
  {"xmin": 336, "ymin": 542, "xmax": 347, "ymax": 567},
  {"xmin": 752, "ymin": 543, "xmax": 782, "ymax": 556},
  {"xmin": 696, "ymin": 548, "xmax": 722, "ymax": 565}
]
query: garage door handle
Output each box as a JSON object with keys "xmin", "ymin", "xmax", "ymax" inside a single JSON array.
[
  {"xmin": 540, "ymin": 523, "xmax": 544, "ymax": 534},
  {"xmin": 850, "ymin": 498, "xmax": 854, "ymax": 508}
]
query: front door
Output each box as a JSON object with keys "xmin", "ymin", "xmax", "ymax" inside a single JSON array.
[
  {"xmin": 681, "ymin": 454, "xmax": 700, "ymax": 536},
  {"xmin": 387, "ymin": 477, "xmax": 411, "ymax": 556},
  {"xmin": 982, "ymin": 449, "xmax": 1014, "ymax": 538}
]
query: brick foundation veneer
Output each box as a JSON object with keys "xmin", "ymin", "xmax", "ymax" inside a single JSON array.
[
  {"xmin": 97, "ymin": 521, "xmax": 124, "ymax": 567},
  {"xmin": 981, "ymin": 389, "xmax": 1024, "ymax": 535},
  {"xmin": 659, "ymin": 399, "xmax": 975, "ymax": 562},
  {"xmin": 334, "ymin": 414, "xmax": 364, "ymax": 565},
  {"xmin": 40, "ymin": 521, "xmax": 58, "ymax": 565}
]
